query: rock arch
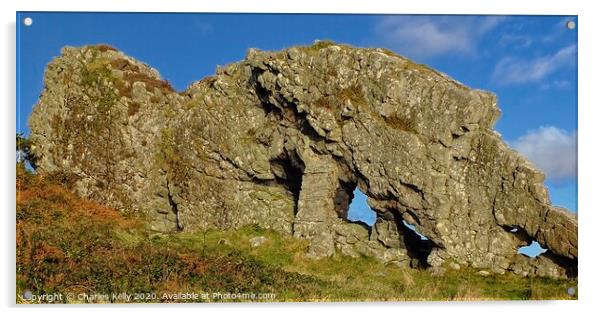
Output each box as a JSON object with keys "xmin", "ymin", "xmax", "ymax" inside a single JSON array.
[{"xmin": 29, "ymin": 42, "xmax": 577, "ymax": 278}]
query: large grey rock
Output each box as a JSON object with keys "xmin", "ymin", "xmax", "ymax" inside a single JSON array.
[{"xmin": 29, "ymin": 42, "xmax": 577, "ymax": 278}]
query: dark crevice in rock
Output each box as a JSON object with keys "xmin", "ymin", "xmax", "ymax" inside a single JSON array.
[
  {"xmin": 334, "ymin": 180, "xmax": 357, "ymax": 220},
  {"xmin": 166, "ymin": 180, "xmax": 183, "ymax": 231},
  {"xmin": 399, "ymin": 182, "xmax": 425, "ymax": 201},
  {"xmin": 503, "ymin": 225, "xmax": 532, "ymax": 243},
  {"xmin": 396, "ymin": 213, "xmax": 436, "ymax": 269},
  {"xmin": 299, "ymin": 119, "xmax": 325, "ymax": 142},
  {"xmin": 542, "ymin": 253, "xmax": 578, "ymax": 278},
  {"xmin": 402, "ymin": 209, "xmax": 422, "ymax": 227},
  {"xmin": 269, "ymin": 156, "xmax": 304, "ymax": 215},
  {"xmin": 250, "ymin": 67, "xmax": 326, "ymax": 143},
  {"xmin": 250, "ymin": 67, "xmax": 285, "ymax": 116}
]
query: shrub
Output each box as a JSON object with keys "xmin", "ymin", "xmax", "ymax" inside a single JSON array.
[{"xmin": 16, "ymin": 133, "xmax": 38, "ymax": 170}]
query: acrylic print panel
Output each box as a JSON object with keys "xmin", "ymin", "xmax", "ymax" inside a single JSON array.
[{"xmin": 16, "ymin": 12, "xmax": 578, "ymax": 303}]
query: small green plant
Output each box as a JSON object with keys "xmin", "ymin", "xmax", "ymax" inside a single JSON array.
[
  {"xmin": 298, "ymin": 40, "xmax": 349, "ymax": 57},
  {"xmin": 307, "ymin": 40, "xmax": 338, "ymax": 51}
]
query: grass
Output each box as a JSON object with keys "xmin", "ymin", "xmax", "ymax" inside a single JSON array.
[
  {"xmin": 16, "ymin": 165, "xmax": 577, "ymax": 303},
  {"xmin": 122, "ymin": 72, "xmax": 175, "ymax": 94},
  {"xmin": 165, "ymin": 225, "xmax": 577, "ymax": 301},
  {"xmin": 298, "ymin": 40, "xmax": 353, "ymax": 57},
  {"xmin": 383, "ymin": 115, "xmax": 419, "ymax": 134}
]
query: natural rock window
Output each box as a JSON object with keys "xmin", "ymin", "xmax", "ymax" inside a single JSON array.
[
  {"xmin": 346, "ymin": 188, "xmax": 376, "ymax": 226},
  {"xmin": 518, "ymin": 241, "xmax": 547, "ymax": 258},
  {"xmin": 402, "ymin": 220, "xmax": 429, "ymax": 241}
]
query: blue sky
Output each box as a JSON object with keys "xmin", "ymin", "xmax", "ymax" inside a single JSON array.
[{"xmin": 16, "ymin": 13, "xmax": 577, "ymax": 236}]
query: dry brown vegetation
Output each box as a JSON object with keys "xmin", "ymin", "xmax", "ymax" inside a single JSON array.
[
  {"xmin": 16, "ymin": 165, "xmax": 325, "ymax": 303},
  {"xmin": 95, "ymin": 44, "xmax": 118, "ymax": 53},
  {"xmin": 122, "ymin": 72, "xmax": 175, "ymax": 94}
]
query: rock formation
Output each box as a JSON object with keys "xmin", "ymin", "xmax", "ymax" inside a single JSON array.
[{"xmin": 29, "ymin": 42, "xmax": 577, "ymax": 278}]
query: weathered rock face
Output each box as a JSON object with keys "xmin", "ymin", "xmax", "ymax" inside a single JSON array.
[{"xmin": 29, "ymin": 42, "xmax": 577, "ymax": 278}]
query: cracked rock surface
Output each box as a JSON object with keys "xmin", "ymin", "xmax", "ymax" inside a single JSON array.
[{"xmin": 29, "ymin": 42, "xmax": 577, "ymax": 278}]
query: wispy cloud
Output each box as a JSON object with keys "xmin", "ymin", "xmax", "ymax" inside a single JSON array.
[
  {"xmin": 193, "ymin": 20, "xmax": 213, "ymax": 37},
  {"xmin": 492, "ymin": 44, "xmax": 576, "ymax": 85},
  {"xmin": 374, "ymin": 16, "xmax": 504, "ymax": 59},
  {"xmin": 540, "ymin": 79, "xmax": 571, "ymax": 90},
  {"xmin": 510, "ymin": 126, "xmax": 577, "ymax": 183},
  {"xmin": 498, "ymin": 34, "xmax": 533, "ymax": 49}
]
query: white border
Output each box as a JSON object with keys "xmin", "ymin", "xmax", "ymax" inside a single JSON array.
[
  {"xmin": 2, "ymin": 0, "xmax": 600, "ymax": 315},
  {"xmin": 5, "ymin": 0, "xmax": 585, "ymax": 14}
]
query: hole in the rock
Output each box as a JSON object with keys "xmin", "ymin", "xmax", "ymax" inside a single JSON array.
[
  {"xmin": 346, "ymin": 188, "xmax": 376, "ymax": 226},
  {"xmin": 402, "ymin": 220, "xmax": 428, "ymax": 241},
  {"xmin": 337, "ymin": 185, "xmax": 439, "ymax": 270},
  {"xmin": 504, "ymin": 225, "xmax": 532, "ymax": 243},
  {"xmin": 518, "ymin": 240, "xmax": 547, "ymax": 258},
  {"xmin": 396, "ymin": 214, "xmax": 436, "ymax": 269},
  {"xmin": 345, "ymin": 188, "xmax": 436, "ymax": 268}
]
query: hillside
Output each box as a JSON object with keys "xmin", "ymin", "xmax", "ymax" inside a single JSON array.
[{"xmin": 16, "ymin": 165, "xmax": 576, "ymax": 302}]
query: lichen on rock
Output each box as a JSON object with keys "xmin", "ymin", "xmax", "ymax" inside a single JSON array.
[{"xmin": 29, "ymin": 41, "xmax": 577, "ymax": 279}]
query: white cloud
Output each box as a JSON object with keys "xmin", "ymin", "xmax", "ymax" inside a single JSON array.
[
  {"xmin": 375, "ymin": 16, "xmax": 504, "ymax": 59},
  {"xmin": 511, "ymin": 126, "xmax": 577, "ymax": 182},
  {"xmin": 492, "ymin": 44, "xmax": 576, "ymax": 85}
]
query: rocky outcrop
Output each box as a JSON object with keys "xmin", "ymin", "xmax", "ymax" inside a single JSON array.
[{"xmin": 29, "ymin": 42, "xmax": 577, "ymax": 278}]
